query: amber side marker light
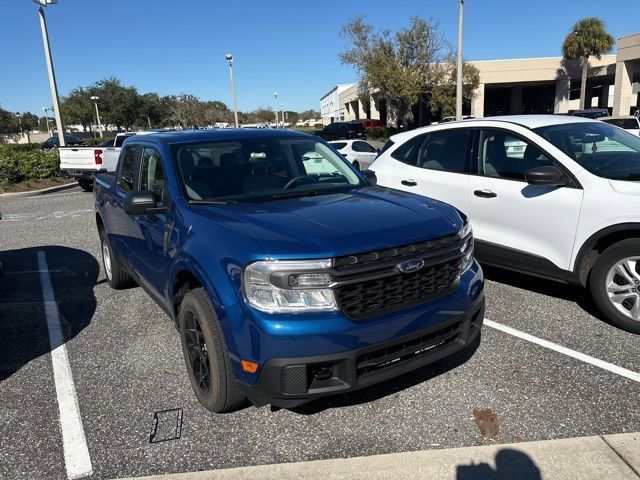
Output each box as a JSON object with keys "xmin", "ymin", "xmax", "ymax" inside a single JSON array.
[{"xmin": 241, "ymin": 360, "xmax": 259, "ymax": 373}]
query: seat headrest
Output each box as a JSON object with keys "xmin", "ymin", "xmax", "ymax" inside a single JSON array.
[{"xmin": 197, "ymin": 156, "xmax": 213, "ymax": 168}]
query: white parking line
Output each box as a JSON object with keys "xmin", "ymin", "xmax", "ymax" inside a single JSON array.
[
  {"xmin": 484, "ymin": 318, "xmax": 640, "ymax": 383},
  {"xmin": 37, "ymin": 251, "xmax": 93, "ymax": 479}
]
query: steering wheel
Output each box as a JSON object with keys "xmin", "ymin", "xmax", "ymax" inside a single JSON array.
[{"xmin": 284, "ymin": 175, "xmax": 319, "ymax": 189}]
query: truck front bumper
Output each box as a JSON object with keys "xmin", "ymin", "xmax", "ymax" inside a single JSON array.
[{"xmin": 239, "ymin": 296, "xmax": 484, "ymax": 409}]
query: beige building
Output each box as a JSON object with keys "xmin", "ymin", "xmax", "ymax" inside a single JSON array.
[
  {"xmin": 471, "ymin": 32, "xmax": 639, "ymax": 117},
  {"xmin": 326, "ymin": 32, "xmax": 640, "ymax": 127}
]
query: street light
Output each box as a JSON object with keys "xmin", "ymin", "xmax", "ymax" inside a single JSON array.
[
  {"xmin": 273, "ymin": 92, "xmax": 279, "ymax": 127},
  {"xmin": 33, "ymin": 0, "xmax": 65, "ymax": 146},
  {"xmin": 42, "ymin": 107, "xmax": 52, "ymax": 137},
  {"xmin": 281, "ymin": 103, "xmax": 285, "ymax": 128},
  {"xmin": 90, "ymin": 95, "xmax": 103, "ymax": 137},
  {"xmin": 455, "ymin": 0, "xmax": 464, "ymax": 121},
  {"xmin": 16, "ymin": 113, "xmax": 23, "ymax": 135},
  {"xmin": 225, "ymin": 54, "xmax": 239, "ymax": 128}
]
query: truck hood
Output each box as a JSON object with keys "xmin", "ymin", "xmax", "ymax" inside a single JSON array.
[{"xmin": 193, "ymin": 186, "xmax": 463, "ymax": 258}]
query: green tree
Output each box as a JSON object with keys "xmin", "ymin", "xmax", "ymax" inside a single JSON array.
[
  {"xmin": 90, "ymin": 77, "xmax": 142, "ymax": 130},
  {"xmin": 60, "ymin": 87, "xmax": 95, "ymax": 132},
  {"xmin": 340, "ymin": 16, "xmax": 448, "ymax": 128},
  {"xmin": 562, "ymin": 17, "xmax": 615, "ymax": 110},
  {"xmin": 0, "ymin": 107, "xmax": 19, "ymax": 134},
  {"xmin": 429, "ymin": 59, "xmax": 480, "ymax": 119}
]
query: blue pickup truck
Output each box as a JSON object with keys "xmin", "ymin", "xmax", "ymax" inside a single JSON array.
[{"xmin": 94, "ymin": 129, "xmax": 484, "ymax": 412}]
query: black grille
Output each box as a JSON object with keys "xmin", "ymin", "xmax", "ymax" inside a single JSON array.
[
  {"xmin": 334, "ymin": 234, "xmax": 460, "ymax": 269},
  {"xmin": 335, "ymin": 257, "xmax": 462, "ymax": 320},
  {"xmin": 356, "ymin": 321, "xmax": 462, "ymax": 376}
]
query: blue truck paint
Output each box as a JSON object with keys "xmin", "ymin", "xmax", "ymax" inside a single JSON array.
[{"xmin": 94, "ymin": 129, "xmax": 484, "ymax": 408}]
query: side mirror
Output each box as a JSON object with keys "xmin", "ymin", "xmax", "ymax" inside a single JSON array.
[
  {"xmin": 361, "ymin": 169, "xmax": 377, "ymax": 186},
  {"xmin": 525, "ymin": 166, "xmax": 568, "ymax": 187},
  {"xmin": 123, "ymin": 190, "xmax": 166, "ymax": 216}
]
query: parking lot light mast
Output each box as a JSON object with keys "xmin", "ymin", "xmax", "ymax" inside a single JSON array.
[
  {"xmin": 455, "ymin": 0, "xmax": 464, "ymax": 121},
  {"xmin": 42, "ymin": 107, "xmax": 52, "ymax": 137},
  {"xmin": 34, "ymin": 0, "xmax": 65, "ymax": 146},
  {"xmin": 273, "ymin": 92, "xmax": 279, "ymax": 127},
  {"xmin": 225, "ymin": 54, "xmax": 239, "ymax": 128},
  {"xmin": 281, "ymin": 103, "xmax": 285, "ymax": 128},
  {"xmin": 90, "ymin": 96, "xmax": 103, "ymax": 137}
]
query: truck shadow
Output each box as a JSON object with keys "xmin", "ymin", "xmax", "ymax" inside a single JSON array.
[
  {"xmin": 481, "ymin": 265, "xmax": 613, "ymax": 326},
  {"xmin": 0, "ymin": 246, "xmax": 98, "ymax": 382},
  {"xmin": 290, "ymin": 333, "xmax": 481, "ymax": 415}
]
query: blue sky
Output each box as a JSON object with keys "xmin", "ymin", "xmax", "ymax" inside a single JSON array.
[{"xmin": 1, "ymin": 0, "xmax": 638, "ymax": 115}]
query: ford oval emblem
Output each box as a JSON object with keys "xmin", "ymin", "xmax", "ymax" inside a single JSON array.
[{"xmin": 396, "ymin": 258, "xmax": 425, "ymax": 274}]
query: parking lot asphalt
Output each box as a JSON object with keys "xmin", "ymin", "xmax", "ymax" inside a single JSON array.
[{"xmin": 1, "ymin": 188, "xmax": 639, "ymax": 480}]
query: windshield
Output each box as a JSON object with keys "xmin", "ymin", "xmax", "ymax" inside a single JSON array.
[
  {"xmin": 601, "ymin": 118, "xmax": 639, "ymax": 130},
  {"xmin": 170, "ymin": 136, "xmax": 362, "ymax": 202},
  {"xmin": 533, "ymin": 122, "xmax": 640, "ymax": 180}
]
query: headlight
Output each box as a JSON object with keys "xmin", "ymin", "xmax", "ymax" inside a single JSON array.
[
  {"xmin": 243, "ymin": 260, "xmax": 338, "ymax": 313},
  {"xmin": 459, "ymin": 221, "xmax": 474, "ymax": 273}
]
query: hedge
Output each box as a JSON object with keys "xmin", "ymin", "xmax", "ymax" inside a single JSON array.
[{"xmin": 0, "ymin": 146, "xmax": 60, "ymax": 185}]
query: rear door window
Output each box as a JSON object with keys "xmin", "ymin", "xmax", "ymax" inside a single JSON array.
[
  {"xmin": 391, "ymin": 129, "xmax": 471, "ymax": 173},
  {"xmin": 352, "ymin": 141, "xmax": 377, "ymax": 153}
]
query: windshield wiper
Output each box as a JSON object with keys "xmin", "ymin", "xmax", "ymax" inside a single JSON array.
[
  {"xmin": 188, "ymin": 199, "xmax": 236, "ymax": 205},
  {"xmin": 271, "ymin": 190, "xmax": 322, "ymax": 200}
]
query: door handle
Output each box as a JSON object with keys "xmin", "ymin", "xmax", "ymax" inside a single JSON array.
[
  {"xmin": 401, "ymin": 179, "xmax": 418, "ymax": 187},
  {"xmin": 474, "ymin": 189, "xmax": 497, "ymax": 198}
]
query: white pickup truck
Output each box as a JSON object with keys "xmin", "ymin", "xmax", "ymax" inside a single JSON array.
[{"xmin": 59, "ymin": 133, "xmax": 137, "ymax": 191}]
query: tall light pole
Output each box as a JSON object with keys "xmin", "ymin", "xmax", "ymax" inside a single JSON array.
[
  {"xmin": 90, "ymin": 95, "xmax": 103, "ymax": 137},
  {"xmin": 455, "ymin": 0, "xmax": 464, "ymax": 121},
  {"xmin": 281, "ymin": 104, "xmax": 285, "ymax": 128},
  {"xmin": 16, "ymin": 114, "xmax": 23, "ymax": 135},
  {"xmin": 225, "ymin": 54, "xmax": 239, "ymax": 128},
  {"xmin": 273, "ymin": 92, "xmax": 279, "ymax": 127},
  {"xmin": 42, "ymin": 107, "xmax": 52, "ymax": 137},
  {"xmin": 34, "ymin": 0, "xmax": 65, "ymax": 146}
]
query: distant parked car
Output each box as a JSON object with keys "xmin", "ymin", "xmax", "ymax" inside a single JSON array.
[
  {"xmin": 351, "ymin": 119, "xmax": 386, "ymax": 129},
  {"xmin": 315, "ymin": 122, "xmax": 366, "ymax": 141},
  {"xmin": 41, "ymin": 135, "xmax": 83, "ymax": 149},
  {"xmin": 568, "ymin": 108, "xmax": 609, "ymax": 119},
  {"xmin": 600, "ymin": 116, "xmax": 640, "ymax": 136},
  {"xmin": 329, "ymin": 139, "xmax": 379, "ymax": 170}
]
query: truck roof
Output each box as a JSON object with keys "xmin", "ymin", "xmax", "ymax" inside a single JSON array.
[{"xmin": 123, "ymin": 128, "xmax": 313, "ymax": 146}]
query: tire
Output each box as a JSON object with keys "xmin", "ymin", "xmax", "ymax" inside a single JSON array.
[
  {"xmin": 78, "ymin": 178, "xmax": 93, "ymax": 192},
  {"xmin": 590, "ymin": 239, "xmax": 640, "ymax": 334},
  {"xmin": 179, "ymin": 288, "xmax": 246, "ymax": 412},
  {"xmin": 99, "ymin": 227, "xmax": 132, "ymax": 289},
  {"xmin": 352, "ymin": 161, "xmax": 361, "ymax": 170}
]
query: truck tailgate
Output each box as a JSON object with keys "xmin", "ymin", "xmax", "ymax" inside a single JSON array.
[{"xmin": 59, "ymin": 147, "xmax": 104, "ymax": 170}]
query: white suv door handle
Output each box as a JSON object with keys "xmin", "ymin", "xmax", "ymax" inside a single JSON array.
[
  {"xmin": 401, "ymin": 179, "xmax": 418, "ymax": 187},
  {"xmin": 474, "ymin": 189, "xmax": 497, "ymax": 198}
]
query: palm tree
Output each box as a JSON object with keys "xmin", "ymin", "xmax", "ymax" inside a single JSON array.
[{"xmin": 562, "ymin": 18, "xmax": 615, "ymax": 110}]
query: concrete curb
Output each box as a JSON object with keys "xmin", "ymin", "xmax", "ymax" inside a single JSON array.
[
  {"xmin": 0, "ymin": 181, "xmax": 78, "ymax": 198},
  {"xmin": 118, "ymin": 433, "xmax": 640, "ymax": 480}
]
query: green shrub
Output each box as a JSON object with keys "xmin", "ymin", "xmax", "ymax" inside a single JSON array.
[
  {"xmin": 0, "ymin": 143, "xmax": 41, "ymax": 155},
  {"xmin": 0, "ymin": 148, "xmax": 60, "ymax": 185},
  {"xmin": 366, "ymin": 127, "xmax": 395, "ymax": 140}
]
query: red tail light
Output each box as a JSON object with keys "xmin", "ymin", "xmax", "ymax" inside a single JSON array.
[{"xmin": 94, "ymin": 149, "xmax": 103, "ymax": 165}]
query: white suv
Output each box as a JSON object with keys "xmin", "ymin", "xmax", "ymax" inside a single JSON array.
[{"xmin": 371, "ymin": 115, "xmax": 640, "ymax": 333}]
